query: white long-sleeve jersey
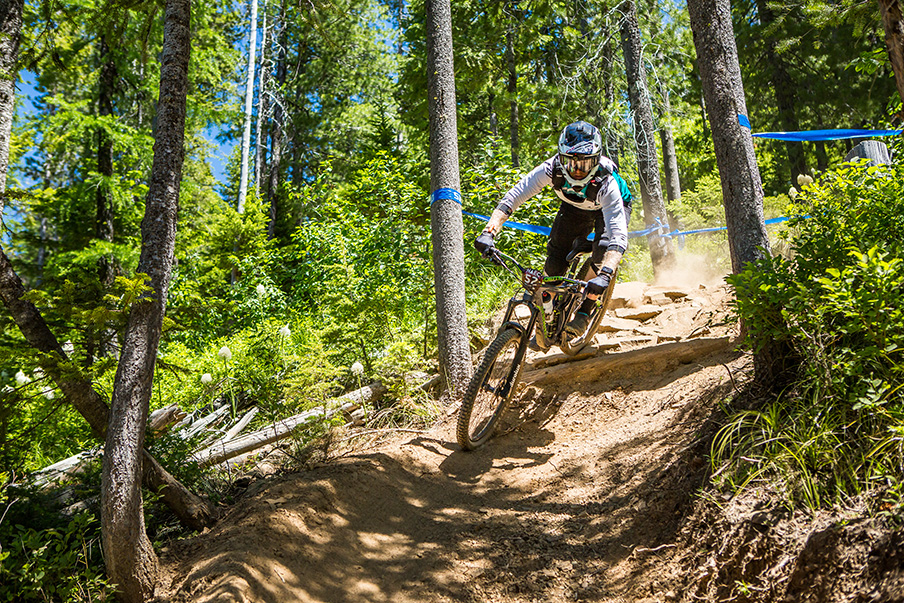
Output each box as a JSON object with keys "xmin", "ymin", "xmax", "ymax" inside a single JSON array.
[{"xmin": 497, "ymin": 154, "xmax": 629, "ymax": 252}]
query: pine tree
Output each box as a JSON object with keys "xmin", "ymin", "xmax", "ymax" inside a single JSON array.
[
  {"xmin": 101, "ymin": 0, "xmax": 192, "ymax": 596},
  {"xmin": 425, "ymin": 0, "xmax": 471, "ymax": 399}
]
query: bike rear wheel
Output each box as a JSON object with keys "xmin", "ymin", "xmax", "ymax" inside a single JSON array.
[{"xmin": 457, "ymin": 328, "xmax": 524, "ymax": 450}]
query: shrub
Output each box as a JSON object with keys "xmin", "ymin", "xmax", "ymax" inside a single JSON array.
[
  {"xmin": 720, "ymin": 155, "xmax": 904, "ymax": 510},
  {"xmin": 0, "ymin": 478, "xmax": 113, "ymax": 602}
]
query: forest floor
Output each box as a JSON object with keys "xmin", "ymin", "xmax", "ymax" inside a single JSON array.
[{"xmin": 153, "ymin": 269, "xmax": 904, "ymax": 603}]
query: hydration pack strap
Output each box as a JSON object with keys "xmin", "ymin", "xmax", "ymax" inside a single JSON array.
[{"xmin": 551, "ymin": 161, "xmax": 611, "ymax": 203}]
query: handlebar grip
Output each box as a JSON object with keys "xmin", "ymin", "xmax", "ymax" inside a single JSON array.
[{"xmin": 487, "ymin": 249, "xmax": 504, "ymax": 266}]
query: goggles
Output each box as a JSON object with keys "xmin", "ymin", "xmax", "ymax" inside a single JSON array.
[{"xmin": 559, "ymin": 153, "xmax": 598, "ymax": 177}]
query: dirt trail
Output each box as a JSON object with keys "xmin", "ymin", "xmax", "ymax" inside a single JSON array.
[{"xmin": 155, "ymin": 279, "xmax": 746, "ymax": 603}]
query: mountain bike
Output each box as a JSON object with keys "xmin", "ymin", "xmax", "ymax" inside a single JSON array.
[{"xmin": 457, "ymin": 238, "xmax": 617, "ymax": 450}]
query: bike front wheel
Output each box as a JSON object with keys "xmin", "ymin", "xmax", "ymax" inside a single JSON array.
[{"xmin": 457, "ymin": 328, "xmax": 524, "ymax": 450}]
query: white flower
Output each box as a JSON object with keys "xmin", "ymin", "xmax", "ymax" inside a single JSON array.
[
  {"xmin": 15, "ymin": 371, "xmax": 31, "ymax": 386},
  {"xmin": 796, "ymin": 174, "xmax": 814, "ymax": 187},
  {"xmin": 201, "ymin": 373, "xmax": 213, "ymax": 384},
  {"xmin": 278, "ymin": 325, "xmax": 291, "ymax": 338},
  {"xmin": 256, "ymin": 284, "xmax": 266, "ymax": 296},
  {"xmin": 2, "ymin": 385, "xmax": 14, "ymax": 394},
  {"xmin": 63, "ymin": 340, "xmax": 75, "ymax": 355},
  {"xmin": 788, "ymin": 187, "xmax": 798, "ymax": 199},
  {"xmin": 351, "ymin": 361, "xmax": 364, "ymax": 376},
  {"xmin": 43, "ymin": 389, "xmax": 55, "ymax": 400},
  {"xmin": 218, "ymin": 346, "xmax": 233, "ymax": 361},
  {"xmin": 32, "ymin": 368, "xmax": 45, "ymax": 379}
]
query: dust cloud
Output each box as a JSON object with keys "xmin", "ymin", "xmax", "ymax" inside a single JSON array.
[{"xmin": 655, "ymin": 251, "xmax": 730, "ymax": 290}]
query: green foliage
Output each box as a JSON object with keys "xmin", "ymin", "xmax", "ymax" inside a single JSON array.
[
  {"xmin": 720, "ymin": 155, "xmax": 904, "ymax": 510},
  {"xmin": 0, "ymin": 478, "xmax": 113, "ymax": 602},
  {"xmin": 732, "ymin": 0, "xmax": 899, "ymax": 194},
  {"xmin": 281, "ymin": 153, "xmax": 434, "ymax": 369}
]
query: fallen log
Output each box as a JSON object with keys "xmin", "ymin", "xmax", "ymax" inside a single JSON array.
[
  {"xmin": 31, "ymin": 448, "xmax": 101, "ymax": 488},
  {"xmin": 194, "ymin": 402, "xmax": 356, "ymax": 467},
  {"xmin": 521, "ymin": 336, "xmax": 734, "ymax": 387},
  {"xmin": 194, "ymin": 381, "xmax": 386, "ymax": 467},
  {"xmin": 179, "ymin": 404, "xmax": 230, "ymax": 439},
  {"xmin": 148, "ymin": 404, "xmax": 187, "ymax": 435},
  {"xmin": 220, "ymin": 407, "xmax": 259, "ymax": 443}
]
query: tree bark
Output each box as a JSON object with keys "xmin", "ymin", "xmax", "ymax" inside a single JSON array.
[
  {"xmin": 505, "ymin": 8, "xmax": 520, "ymax": 168},
  {"xmin": 688, "ymin": 0, "xmax": 781, "ymax": 387},
  {"xmin": 425, "ymin": 0, "xmax": 472, "ymax": 400},
  {"xmin": 488, "ymin": 88, "xmax": 498, "ymax": 137},
  {"xmin": 266, "ymin": 0, "xmax": 287, "ymax": 240},
  {"xmin": 879, "ymin": 0, "xmax": 904, "ymax": 106},
  {"xmin": 101, "ymin": 0, "xmax": 191, "ymax": 597},
  {"xmin": 601, "ymin": 2, "xmax": 620, "ymax": 165},
  {"xmin": 618, "ymin": 0, "xmax": 674, "ymax": 275},
  {"xmin": 90, "ymin": 37, "xmax": 119, "ymax": 362},
  {"xmin": 687, "ymin": 0, "xmax": 770, "ymax": 273},
  {"xmin": 237, "ymin": 0, "xmax": 259, "ymax": 213},
  {"xmin": 254, "ymin": 0, "xmax": 268, "ymax": 193},
  {"xmin": 756, "ymin": 0, "xmax": 807, "ymax": 180},
  {"xmin": 0, "ymin": 0, "xmax": 23, "ymax": 210},
  {"xmin": 658, "ymin": 83, "xmax": 681, "ymax": 203}
]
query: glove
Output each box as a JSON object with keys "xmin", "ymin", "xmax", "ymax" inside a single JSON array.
[
  {"xmin": 585, "ymin": 271, "xmax": 612, "ymax": 298},
  {"xmin": 474, "ymin": 231, "xmax": 496, "ymax": 258}
]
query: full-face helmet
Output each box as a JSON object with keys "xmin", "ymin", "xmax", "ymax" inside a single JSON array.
[{"xmin": 558, "ymin": 121, "xmax": 602, "ymax": 185}]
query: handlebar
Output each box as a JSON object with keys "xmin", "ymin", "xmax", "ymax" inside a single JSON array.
[{"xmin": 483, "ymin": 248, "xmax": 587, "ymax": 296}]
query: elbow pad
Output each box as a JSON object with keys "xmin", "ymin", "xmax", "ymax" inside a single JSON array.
[{"xmin": 607, "ymin": 244, "xmax": 626, "ymax": 254}]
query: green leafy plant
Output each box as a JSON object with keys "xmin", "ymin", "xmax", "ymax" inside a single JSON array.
[{"xmin": 719, "ymin": 155, "xmax": 904, "ymax": 511}]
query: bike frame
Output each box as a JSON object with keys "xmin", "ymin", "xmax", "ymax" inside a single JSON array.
[{"xmin": 487, "ymin": 249, "xmax": 588, "ymax": 363}]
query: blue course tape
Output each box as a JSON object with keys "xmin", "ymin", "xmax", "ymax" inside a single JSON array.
[
  {"xmin": 735, "ymin": 114, "xmax": 901, "ymax": 140},
  {"xmin": 660, "ymin": 215, "xmax": 797, "ymax": 238},
  {"xmin": 462, "ymin": 211, "xmax": 797, "ymax": 240},
  {"xmin": 752, "ymin": 128, "xmax": 902, "ymax": 142},
  {"xmin": 431, "ymin": 188, "xmax": 462, "ymax": 206},
  {"xmin": 462, "ymin": 211, "xmax": 551, "ymax": 236}
]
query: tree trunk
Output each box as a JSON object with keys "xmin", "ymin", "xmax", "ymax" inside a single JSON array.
[
  {"xmin": 266, "ymin": 0, "xmax": 287, "ymax": 240},
  {"xmin": 89, "ymin": 37, "xmax": 119, "ymax": 362},
  {"xmin": 505, "ymin": 5, "xmax": 520, "ymax": 168},
  {"xmin": 618, "ymin": 0, "xmax": 674, "ymax": 275},
  {"xmin": 237, "ymin": 0, "xmax": 259, "ymax": 213},
  {"xmin": 879, "ymin": 0, "xmax": 904, "ymax": 106},
  {"xmin": 101, "ymin": 0, "xmax": 191, "ymax": 597},
  {"xmin": 96, "ymin": 37, "xmax": 117, "ymax": 263},
  {"xmin": 601, "ymin": 2, "xmax": 620, "ymax": 165},
  {"xmin": 488, "ymin": 88, "xmax": 498, "ymax": 137},
  {"xmin": 425, "ymin": 0, "xmax": 472, "ymax": 400},
  {"xmin": 688, "ymin": 0, "xmax": 781, "ymax": 387},
  {"xmin": 687, "ymin": 0, "xmax": 770, "ymax": 273},
  {"xmin": 254, "ymin": 0, "xmax": 268, "ymax": 193},
  {"xmin": 756, "ymin": 0, "xmax": 807, "ymax": 180},
  {"xmin": 0, "ymin": 0, "xmax": 23, "ymax": 210},
  {"xmin": 658, "ymin": 83, "xmax": 681, "ymax": 203}
]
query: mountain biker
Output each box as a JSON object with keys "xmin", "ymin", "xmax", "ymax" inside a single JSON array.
[{"xmin": 474, "ymin": 120, "xmax": 631, "ymax": 339}]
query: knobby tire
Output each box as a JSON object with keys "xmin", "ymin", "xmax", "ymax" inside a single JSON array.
[
  {"xmin": 457, "ymin": 328, "xmax": 524, "ymax": 450},
  {"xmin": 560, "ymin": 261, "xmax": 617, "ymax": 356}
]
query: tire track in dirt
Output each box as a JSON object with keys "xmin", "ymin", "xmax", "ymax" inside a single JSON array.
[{"xmin": 155, "ymin": 282, "xmax": 745, "ymax": 603}]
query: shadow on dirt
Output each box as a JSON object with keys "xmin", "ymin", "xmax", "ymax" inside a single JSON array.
[{"xmin": 159, "ymin": 353, "xmax": 743, "ymax": 603}]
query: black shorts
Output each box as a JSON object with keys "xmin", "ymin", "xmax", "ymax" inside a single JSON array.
[{"xmin": 544, "ymin": 202, "xmax": 607, "ymax": 277}]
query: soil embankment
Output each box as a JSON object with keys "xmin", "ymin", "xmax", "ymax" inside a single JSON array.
[{"xmin": 154, "ymin": 280, "xmax": 903, "ymax": 602}]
